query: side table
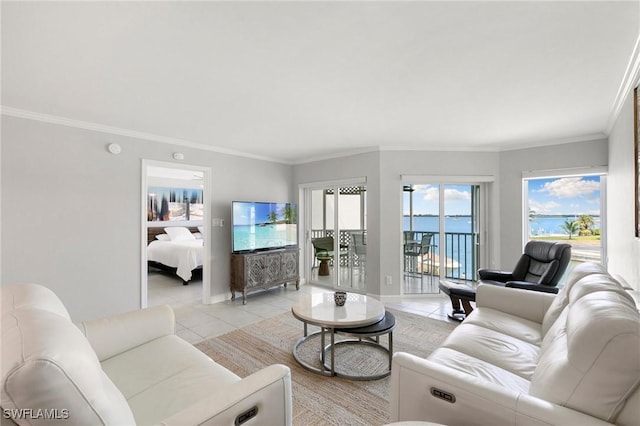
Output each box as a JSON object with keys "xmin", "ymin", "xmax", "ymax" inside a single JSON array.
[{"xmin": 317, "ymin": 255, "xmax": 331, "ymax": 276}]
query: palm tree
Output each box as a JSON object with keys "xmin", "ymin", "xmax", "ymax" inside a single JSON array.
[
  {"xmin": 560, "ymin": 219, "xmax": 579, "ymax": 239},
  {"xmin": 268, "ymin": 211, "xmax": 278, "ymax": 224},
  {"xmin": 284, "ymin": 204, "xmax": 296, "ymax": 224},
  {"xmin": 577, "ymin": 214, "xmax": 594, "ymax": 234}
]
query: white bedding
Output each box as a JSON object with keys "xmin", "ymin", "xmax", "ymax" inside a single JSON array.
[{"xmin": 147, "ymin": 239, "xmax": 204, "ymax": 281}]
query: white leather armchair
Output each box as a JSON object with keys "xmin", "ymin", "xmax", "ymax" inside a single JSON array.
[{"xmin": 1, "ymin": 283, "xmax": 293, "ymax": 426}]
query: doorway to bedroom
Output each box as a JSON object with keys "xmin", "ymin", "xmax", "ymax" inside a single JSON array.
[{"xmin": 141, "ymin": 160, "xmax": 211, "ymax": 309}]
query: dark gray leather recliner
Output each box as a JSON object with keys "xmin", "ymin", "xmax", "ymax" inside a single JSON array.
[
  {"xmin": 478, "ymin": 240, "xmax": 572, "ymax": 294},
  {"xmin": 441, "ymin": 240, "xmax": 572, "ymax": 321}
]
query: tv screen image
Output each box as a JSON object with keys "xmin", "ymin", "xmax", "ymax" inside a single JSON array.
[{"xmin": 232, "ymin": 201, "xmax": 298, "ymax": 253}]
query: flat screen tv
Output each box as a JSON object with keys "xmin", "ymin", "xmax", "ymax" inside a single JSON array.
[{"xmin": 232, "ymin": 201, "xmax": 298, "ymax": 253}]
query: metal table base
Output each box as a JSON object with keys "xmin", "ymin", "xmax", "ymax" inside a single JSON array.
[{"xmin": 292, "ymin": 313, "xmax": 395, "ymax": 380}]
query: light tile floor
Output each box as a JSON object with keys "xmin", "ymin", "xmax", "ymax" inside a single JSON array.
[{"xmin": 148, "ymin": 270, "xmax": 459, "ymax": 344}]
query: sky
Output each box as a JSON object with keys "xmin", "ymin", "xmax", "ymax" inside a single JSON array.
[
  {"xmin": 527, "ymin": 176, "xmax": 601, "ymax": 216},
  {"xmin": 403, "ymin": 176, "xmax": 601, "ymax": 216},
  {"xmin": 233, "ymin": 202, "xmax": 295, "ymax": 226},
  {"xmin": 404, "ymin": 184, "xmax": 472, "ymax": 216}
]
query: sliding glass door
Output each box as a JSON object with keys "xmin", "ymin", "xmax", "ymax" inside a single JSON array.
[
  {"xmin": 403, "ymin": 182, "xmax": 483, "ymax": 294},
  {"xmin": 307, "ymin": 182, "xmax": 367, "ymax": 292}
]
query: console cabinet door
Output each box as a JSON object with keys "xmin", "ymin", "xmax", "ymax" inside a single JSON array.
[
  {"xmin": 245, "ymin": 254, "xmax": 266, "ymax": 288},
  {"xmin": 281, "ymin": 250, "xmax": 298, "ymax": 281},
  {"xmin": 264, "ymin": 254, "xmax": 282, "ymax": 284}
]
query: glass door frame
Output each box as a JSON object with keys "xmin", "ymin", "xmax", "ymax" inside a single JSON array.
[
  {"xmin": 299, "ymin": 177, "xmax": 367, "ymax": 291},
  {"xmin": 401, "ymin": 175, "xmax": 494, "ymax": 293}
]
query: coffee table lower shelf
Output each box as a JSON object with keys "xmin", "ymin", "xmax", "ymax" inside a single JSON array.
[{"xmin": 292, "ymin": 312, "xmax": 396, "ymax": 381}]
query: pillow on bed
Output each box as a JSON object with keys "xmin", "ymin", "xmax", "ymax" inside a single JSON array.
[
  {"xmin": 197, "ymin": 226, "xmax": 204, "ymax": 234},
  {"xmin": 155, "ymin": 234, "xmax": 170, "ymax": 241},
  {"xmin": 193, "ymin": 232, "xmax": 203, "ymax": 239},
  {"xmin": 164, "ymin": 227, "xmax": 195, "ymax": 241}
]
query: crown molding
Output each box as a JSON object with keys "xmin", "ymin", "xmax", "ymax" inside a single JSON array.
[
  {"xmin": 607, "ymin": 31, "xmax": 640, "ymax": 133},
  {"xmin": 292, "ymin": 146, "xmax": 380, "ymax": 165},
  {"xmin": 377, "ymin": 132, "xmax": 607, "ymax": 153},
  {"xmin": 496, "ymin": 132, "xmax": 608, "ymax": 152},
  {"xmin": 0, "ymin": 105, "xmax": 613, "ymax": 165},
  {"xmin": 0, "ymin": 106, "xmax": 289, "ymax": 165},
  {"xmin": 379, "ymin": 144, "xmax": 500, "ymax": 153}
]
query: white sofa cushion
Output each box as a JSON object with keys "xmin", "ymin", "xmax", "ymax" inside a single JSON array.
[
  {"xmin": 531, "ymin": 291, "xmax": 640, "ymax": 422},
  {"xmin": 428, "ymin": 347, "xmax": 531, "ymax": 393},
  {"xmin": 462, "ymin": 307, "xmax": 543, "ymax": 346},
  {"xmin": 1, "ymin": 308, "xmax": 136, "ymax": 425},
  {"xmin": 79, "ymin": 304, "xmax": 175, "ymax": 362},
  {"xmin": 1, "ymin": 282, "xmax": 70, "ymax": 320},
  {"xmin": 102, "ymin": 334, "xmax": 240, "ymax": 425},
  {"xmin": 541, "ymin": 262, "xmax": 627, "ymax": 335},
  {"xmin": 438, "ymin": 322, "xmax": 540, "ymax": 380}
]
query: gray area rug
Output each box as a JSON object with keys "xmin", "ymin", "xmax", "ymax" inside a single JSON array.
[{"xmin": 194, "ymin": 308, "xmax": 457, "ymax": 426}]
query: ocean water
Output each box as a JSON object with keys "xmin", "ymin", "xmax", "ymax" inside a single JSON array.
[
  {"xmin": 404, "ymin": 216, "xmax": 472, "ymax": 234},
  {"xmin": 233, "ymin": 224, "xmax": 297, "ymax": 252},
  {"xmin": 404, "ymin": 215, "xmax": 601, "ymax": 236}
]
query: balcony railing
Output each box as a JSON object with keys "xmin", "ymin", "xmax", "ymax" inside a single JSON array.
[
  {"xmin": 406, "ymin": 230, "xmax": 476, "ymax": 281},
  {"xmin": 311, "ymin": 228, "xmax": 476, "ymax": 280},
  {"xmin": 311, "ymin": 229, "xmax": 364, "ymax": 266}
]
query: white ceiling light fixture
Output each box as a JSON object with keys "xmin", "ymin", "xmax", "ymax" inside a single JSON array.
[{"xmin": 172, "ymin": 152, "xmax": 184, "ymax": 160}]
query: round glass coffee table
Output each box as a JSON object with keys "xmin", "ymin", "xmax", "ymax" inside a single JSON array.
[{"xmin": 291, "ymin": 291, "xmax": 394, "ymax": 380}]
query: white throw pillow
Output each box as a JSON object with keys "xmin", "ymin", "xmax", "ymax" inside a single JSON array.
[
  {"xmin": 164, "ymin": 227, "xmax": 195, "ymax": 241},
  {"xmin": 155, "ymin": 234, "xmax": 171, "ymax": 241}
]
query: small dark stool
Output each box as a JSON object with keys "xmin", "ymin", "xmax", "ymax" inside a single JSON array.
[
  {"xmin": 327, "ymin": 311, "xmax": 396, "ymax": 380},
  {"xmin": 438, "ymin": 280, "xmax": 478, "ymax": 321}
]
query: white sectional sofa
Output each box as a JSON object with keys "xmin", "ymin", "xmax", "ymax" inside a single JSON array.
[
  {"xmin": 390, "ymin": 262, "xmax": 640, "ymax": 426},
  {"xmin": 1, "ymin": 283, "xmax": 292, "ymax": 426}
]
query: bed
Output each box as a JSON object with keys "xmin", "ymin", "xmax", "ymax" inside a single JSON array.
[{"xmin": 147, "ymin": 226, "xmax": 203, "ymax": 285}]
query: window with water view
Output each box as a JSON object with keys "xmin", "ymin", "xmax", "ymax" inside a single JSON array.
[{"xmin": 525, "ymin": 175, "xmax": 604, "ymax": 282}]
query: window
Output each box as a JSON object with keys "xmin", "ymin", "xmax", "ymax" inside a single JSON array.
[{"xmin": 524, "ymin": 173, "xmax": 606, "ymax": 283}]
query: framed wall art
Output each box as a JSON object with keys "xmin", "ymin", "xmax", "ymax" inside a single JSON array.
[{"xmin": 147, "ymin": 186, "xmax": 204, "ymax": 222}]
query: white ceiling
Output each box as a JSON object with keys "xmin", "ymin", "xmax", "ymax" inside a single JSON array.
[{"xmin": 2, "ymin": 1, "xmax": 639, "ymax": 164}]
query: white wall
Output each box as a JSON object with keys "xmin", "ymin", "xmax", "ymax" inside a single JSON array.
[
  {"xmin": 497, "ymin": 139, "xmax": 608, "ymax": 269},
  {"xmin": 607, "ymin": 90, "xmax": 640, "ymax": 289},
  {"xmin": 1, "ymin": 116, "xmax": 293, "ymax": 320}
]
